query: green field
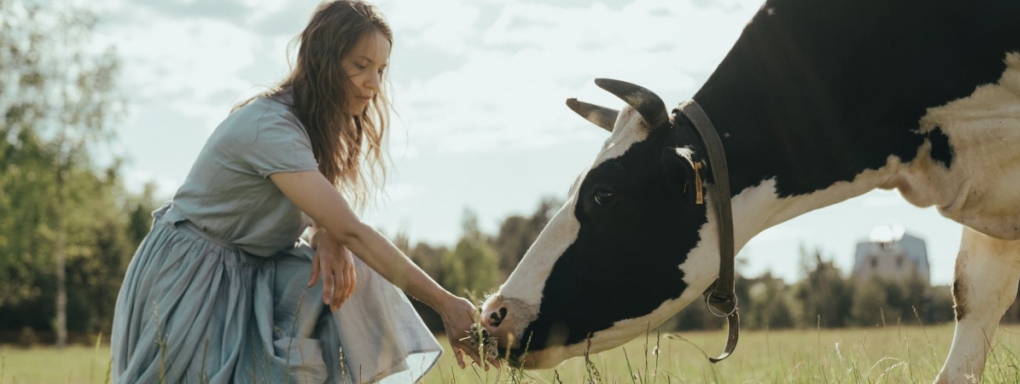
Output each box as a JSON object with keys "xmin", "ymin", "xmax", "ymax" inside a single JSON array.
[{"xmin": 4, "ymin": 323, "xmax": 1020, "ymax": 383}]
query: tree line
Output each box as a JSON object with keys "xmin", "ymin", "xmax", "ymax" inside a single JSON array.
[{"xmin": 1, "ymin": 0, "xmax": 159, "ymax": 346}]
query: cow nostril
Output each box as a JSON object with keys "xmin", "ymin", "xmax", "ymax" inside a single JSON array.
[{"xmin": 485, "ymin": 306, "xmax": 509, "ymax": 328}]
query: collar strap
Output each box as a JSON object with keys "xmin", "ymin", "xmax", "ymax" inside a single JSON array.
[{"xmin": 676, "ymin": 100, "xmax": 740, "ymax": 363}]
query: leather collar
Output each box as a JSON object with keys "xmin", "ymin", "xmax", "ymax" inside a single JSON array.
[{"xmin": 676, "ymin": 100, "xmax": 740, "ymax": 363}]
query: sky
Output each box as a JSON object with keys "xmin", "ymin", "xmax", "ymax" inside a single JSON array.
[{"xmin": 81, "ymin": 0, "xmax": 964, "ymax": 285}]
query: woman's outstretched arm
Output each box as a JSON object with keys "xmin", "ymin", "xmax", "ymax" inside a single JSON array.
[{"xmin": 270, "ymin": 170, "xmax": 499, "ymax": 369}]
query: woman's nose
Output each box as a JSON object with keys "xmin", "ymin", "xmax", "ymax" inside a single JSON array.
[{"xmin": 365, "ymin": 70, "xmax": 381, "ymax": 91}]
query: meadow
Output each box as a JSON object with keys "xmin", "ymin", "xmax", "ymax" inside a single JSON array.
[{"xmin": 3, "ymin": 323, "xmax": 1020, "ymax": 383}]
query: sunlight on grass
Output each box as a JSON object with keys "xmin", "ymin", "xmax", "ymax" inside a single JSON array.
[{"xmin": 4, "ymin": 324, "xmax": 1020, "ymax": 383}]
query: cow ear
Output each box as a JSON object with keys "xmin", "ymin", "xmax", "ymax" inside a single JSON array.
[{"xmin": 661, "ymin": 147, "xmax": 703, "ymax": 205}]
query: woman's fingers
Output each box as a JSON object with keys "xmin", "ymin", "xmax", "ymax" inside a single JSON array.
[
  {"xmin": 331, "ymin": 258, "xmax": 347, "ymax": 311},
  {"xmin": 346, "ymin": 261, "xmax": 356, "ymax": 299},
  {"xmin": 488, "ymin": 355, "xmax": 501, "ymax": 369},
  {"xmin": 334, "ymin": 278, "xmax": 346, "ymax": 310},
  {"xmin": 457, "ymin": 342, "xmax": 486, "ymax": 370},
  {"xmin": 320, "ymin": 252, "xmax": 333, "ymax": 305},
  {"xmin": 453, "ymin": 347, "xmax": 466, "ymax": 369},
  {"xmin": 342, "ymin": 250, "xmax": 356, "ymax": 300}
]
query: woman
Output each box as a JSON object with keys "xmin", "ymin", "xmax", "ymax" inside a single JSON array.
[{"xmin": 111, "ymin": 1, "xmax": 495, "ymax": 382}]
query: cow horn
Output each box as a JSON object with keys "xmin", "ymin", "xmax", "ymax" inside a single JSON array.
[
  {"xmin": 566, "ymin": 98, "xmax": 618, "ymax": 132},
  {"xmin": 594, "ymin": 78, "xmax": 668, "ymax": 129}
]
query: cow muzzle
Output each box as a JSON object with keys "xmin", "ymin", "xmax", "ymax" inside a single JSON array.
[{"xmin": 479, "ymin": 295, "xmax": 540, "ymax": 360}]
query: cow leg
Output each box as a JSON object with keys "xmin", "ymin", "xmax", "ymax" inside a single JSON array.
[{"xmin": 935, "ymin": 227, "xmax": 1020, "ymax": 384}]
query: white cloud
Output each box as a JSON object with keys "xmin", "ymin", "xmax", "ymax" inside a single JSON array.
[
  {"xmin": 92, "ymin": 3, "xmax": 271, "ymax": 132},
  {"xmin": 376, "ymin": 0, "xmax": 482, "ymax": 54},
  {"xmin": 378, "ymin": 0, "xmax": 759, "ymax": 154}
]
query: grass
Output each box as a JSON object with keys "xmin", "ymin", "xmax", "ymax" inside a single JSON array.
[
  {"xmin": 0, "ymin": 343, "xmax": 110, "ymax": 384},
  {"xmin": 423, "ymin": 323, "xmax": 1020, "ymax": 384},
  {"xmin": 4, "ymin": 324, "xmax": 1020, "ymax": 383}
]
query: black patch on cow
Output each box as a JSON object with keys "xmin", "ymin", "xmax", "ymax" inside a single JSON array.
[
  {"xmin": 516, "ymin": 127, "xmax": 707, "ymax": 352},
  {"xmin": 927, "ymin": 126, "xmax": 954, "ymax": 169},
  {"xmin": 693, "ymin": 0, "xmax": 1020, "ymax": 198}
]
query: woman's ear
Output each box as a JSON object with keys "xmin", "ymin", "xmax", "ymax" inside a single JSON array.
[{"xmin": 660, "ymin": 147, "xmax": 703, "ymax": 205}]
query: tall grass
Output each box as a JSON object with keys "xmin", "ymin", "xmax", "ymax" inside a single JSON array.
[{"xmin": 4, "ymin": 323, "xmax": 1020, "ymax": 383}]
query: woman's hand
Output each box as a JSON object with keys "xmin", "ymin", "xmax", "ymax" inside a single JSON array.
[
  {"xmin": 438, "ymin": 295, "xmax": 501, "ymax": 370},
  {"xmin": 307, "ymin": 229, "xmax": 356, "ymax": 311}
]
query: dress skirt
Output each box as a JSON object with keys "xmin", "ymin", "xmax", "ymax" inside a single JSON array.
[{"xmin": 111, "ymin": 203, "xmax": 442, "ymax": 383}]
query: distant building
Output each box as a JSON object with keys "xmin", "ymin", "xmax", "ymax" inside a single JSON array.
[{"xmin": 851, "ymin": 225, "xmax": 931, "ymax": 285}]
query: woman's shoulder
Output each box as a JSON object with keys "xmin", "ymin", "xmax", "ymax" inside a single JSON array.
[
  {"xmin": 218, "ymin": 94, "xmax": 306, "ymax": 145},
  {"xmin": 234, "ymin": 94, "xmax": 299, "ymax": 126},
  {"xmin": 209, "ymin": 92, "xmax": 318, "ymax": 176}
]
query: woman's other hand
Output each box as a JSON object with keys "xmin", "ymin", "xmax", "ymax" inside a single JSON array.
[
  {"xmin": 308, "ymin": 229, "xmax": 356, "ymax": 311},
  {"xmin": 439, "ymin": 295, "xmax": 501, "ymax": 370}
]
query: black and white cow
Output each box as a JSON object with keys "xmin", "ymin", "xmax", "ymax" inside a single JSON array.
[{"xmin": 480, "ymin": 0, "xmax": 1020, "ymax": 382}]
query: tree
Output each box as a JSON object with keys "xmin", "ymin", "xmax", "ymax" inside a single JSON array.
[
  {"xmin": 125, "ymin": 181, "xmax": 159, "ymax": 247},
  {"xmin": 440, "ymin": 209, "xmax": 500, "ymax": 299},
  {"xmin": 0, "ymin": 128, "xmax": 53, "ymax": 310},
  {"xmin": 402, "ymin": 238, "xmax": 450, "ymax": 331},
  {"xmin": 1, "ymin": 0, "xmax": 122, "ymax": 347},
  {"xmin": 739, "ymin": 272, "xmax": 796, "ymax": 330},
  {"xmin": 793, "ymin": 246, "xmax": 853, "ymax": 328},
  {"xmin": 850, "ymin": 274, "xmax": 931, "ymax": 327},
  {"xmin": 492, "ymin": 196, "xmax": 560, "ymax": 278}
]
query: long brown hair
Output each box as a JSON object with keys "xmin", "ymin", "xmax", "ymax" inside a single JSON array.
[{"xmin": 237, "ymin": 0, "xmax": 391, "ymax": 209}]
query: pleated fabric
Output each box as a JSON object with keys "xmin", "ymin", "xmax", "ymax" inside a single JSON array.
[{"xmin": 111, "ymin": 203, "xmax": 441, "ymax": 383}]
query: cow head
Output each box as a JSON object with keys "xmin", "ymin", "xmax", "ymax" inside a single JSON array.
[{"xmin": 480, "ymin": 79, "xmax": 724, "ymax": 368}]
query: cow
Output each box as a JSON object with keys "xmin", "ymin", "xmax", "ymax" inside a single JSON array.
[{"xmin": 478, "ymin": 0, "xmax": 1020, "ymax": 382}]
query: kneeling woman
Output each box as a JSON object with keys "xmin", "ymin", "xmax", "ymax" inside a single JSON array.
[{"xmin": 111, "ymin": 1, "xmax": 494, "ymax": 382}]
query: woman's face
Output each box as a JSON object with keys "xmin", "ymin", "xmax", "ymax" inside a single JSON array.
[{"xmin": 341, "ymin": 29, "xmax": 390, "ymax": 116}]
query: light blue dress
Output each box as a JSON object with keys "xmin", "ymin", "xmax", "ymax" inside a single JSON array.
[{"xmin": 111, "ymin": 94, "xmax": 441, "ymax": 383}]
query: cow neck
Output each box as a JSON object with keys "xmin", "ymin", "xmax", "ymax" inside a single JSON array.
[{"xmin": 676, "ymin": 100, "xmax": 740, "ymax": 363}]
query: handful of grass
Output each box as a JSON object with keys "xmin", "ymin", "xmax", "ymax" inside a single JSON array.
[{"xmin": 461, "ymin": 323, "xmax": 501, "ymax": 360}]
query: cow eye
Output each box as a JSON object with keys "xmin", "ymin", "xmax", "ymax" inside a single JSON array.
[{"xmin": 593, "ymin": 189, "xmax": 616, "ymax": 206}]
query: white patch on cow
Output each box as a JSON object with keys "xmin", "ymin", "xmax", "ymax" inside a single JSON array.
[
  {"xmin": 894, "ymin": 52, "xmax": 1020, "ymax": 240},
  {"xmin": 566, "ymin": 169, "xmax": 585, "ymax": 196},
  {"xmin": 496, "ymin": 197, "xmax": 581, "ymax": 306},
  {"xmin": 595, "ymin": 106, "xmax": 652, "ymax": 167}
]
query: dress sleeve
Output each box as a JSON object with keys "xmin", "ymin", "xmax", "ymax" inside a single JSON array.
[{"xmin": 231, "ymin": 103, "xmax": 320, "ymax": 178}]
